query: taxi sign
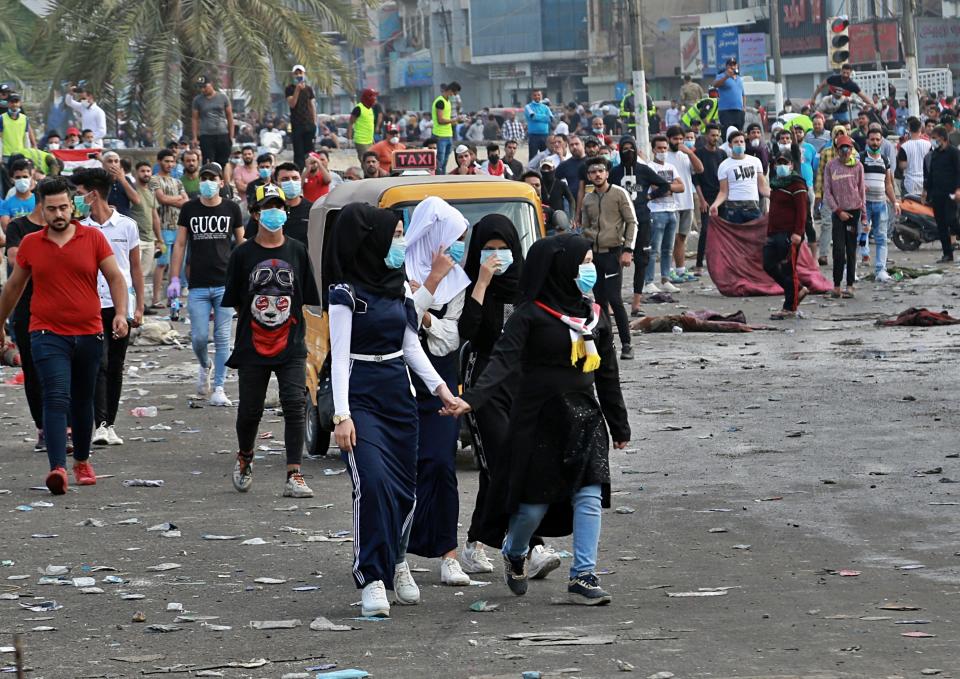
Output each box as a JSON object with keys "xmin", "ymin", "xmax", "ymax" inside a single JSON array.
[{"xmin": 393, "ymin": 148, "xmax": 436, "ymax": 173}]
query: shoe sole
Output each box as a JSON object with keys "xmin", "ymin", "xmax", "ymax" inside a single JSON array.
[
  {"xmin": 393, "ymin": 593, "xmax": 420, "ymax": 605},
  {"xmin": 441, "ymin": 577, "xmax": 471, "ymax": 586},
  {"xmin": 505, "ymin": 580, "xmax": 528, "ymax": 596},
  {"xmin": 529, "ymin": 556, "xmax": 562, "ymax": 580},
  {"xmin": 460, "ymin": 559, "xmax": 495, "ymax": 574},
  {"xmin": 283, "ymin": 490, "xmax": 315, "ymax": 498},
  {"xmin": 233, "ymin": 483, "xmax": 252, "ymax": 493},
  {"xmin": 361, "ymin": 607, "xmax": 390, "ymax": 617},
  {"xmin": 46, "ymin": 472, "xmax": 66, "ymax": 495},
  {"xmin": 567, "ymin": 592, "xmax": 612, "ymax": 605}
]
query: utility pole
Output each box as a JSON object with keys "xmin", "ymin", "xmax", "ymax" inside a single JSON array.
[
  {"xmin": 902, "ymin": 0, "xmax": 921, "ymax": 116},
  {"xmin": 769, "ymin": 0, "xmax": 784, "ymax": 113},
  {"xmin": 628, "ymin": 0, "xmax": 650, "ymax": 155}
]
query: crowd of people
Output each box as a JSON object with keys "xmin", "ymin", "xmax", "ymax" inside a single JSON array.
[{"xmin": 0, "ymin": 62, "xmax": 959, "ymax": 618}]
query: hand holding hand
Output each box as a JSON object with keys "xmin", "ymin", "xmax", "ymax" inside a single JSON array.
[
  {"xmin": 334, "ymin": 419, "xmax": 356, "ymax": 452},
  {"xmin": 408, "ymin": 279, "xmax": 421, "ymax": 293},
  {"xmin": 439, "ymin": 398, "xmax": 472, "ymax": 417}
]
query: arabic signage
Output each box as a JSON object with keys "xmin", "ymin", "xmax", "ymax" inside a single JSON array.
[
  {"xmin": 779, "ymin": 0, "xmax": 826, "ymax": 56},
  {"xmin": 700, "ymin": 26, "xmax": 740, "ymax": 77},
  {"xmin": 915, "ymin": 18, "xmax": 960, "ymax": 69},
  {"xmin": 738, "ymin": 33, "xmax": 768, "ymax": 81},
  {"xmin": 848, "ymin": 21, "xmax": 900, "ymax": 65}
]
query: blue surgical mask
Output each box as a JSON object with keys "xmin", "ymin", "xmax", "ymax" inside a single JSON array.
[
  {"xmin": 14, "ymin": 178, "xmax": 31, "ymax": 194},
  {"xmin": 732, "ymin": 144, "xmax": 746, "ymax": 155},
  {"xmin": 775, "ymin": 164, "xmax": 791, "ymax": 177},
  {"xmin": 575, "ymin": 262, "xmax": 597, "ymax": 294},
  {"xmin": 258, "ymin": 167, "xmax": 271, "ymax": 180},
  {"xmin": 199, "ymin": 180, "xmax": 219, "ymax": 199},
  {"xmin": 280, "ymin": 179, "xmax": 302, "ymax": 199},
  {"xmin": 445, "ymin": 240, "xmax": 465, "ymax": 264},
  {"xmin": 684, "ymin": 140, "xmax": 695, "ymax": 149},
  {"xmin": 73, "ymin": 194, "xmax": 91, "ymax": 217},
  {"xmin": 384, "ymin": 236, "xmax": 406, "ymax": 269},
  {"xmin": 259, "ymin": 208, "xmax": 287, "ymax": 232},
  {"xmin": 480, "ymin": 248, "xmax": 513, "ymax": 274}
]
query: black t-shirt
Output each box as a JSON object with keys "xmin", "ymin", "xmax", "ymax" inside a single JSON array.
[
  {"xmin": 556, "ymin": 156, "xmax": 585, "ymax": 196},
  {"xmin": 693, "ymin": 146, "xmax": 728, "ymax": 202},
  {"xmin": 222, "ymin": 237, "xmax": 320, "ymax": 367},
  {"xmin": 825, "ymin": 75, "xmax": 861, "ymax": 114},
  {"xmin": 284, "ymin": 83, "xmax": 316, "ymax": 128},
  {"xmin": 4, "ymin": 215, "xmax": 43, "ymax": 324},
  {"xmin": 244, "ymin": 198, "xmax": 312, "ymax": 246},
  {"xmin": 176, "ymin": 198, "xmax": 243, "ymax": 288},
  {"xmin": 609, "ymin": 163, "xmax": 671, "ymax": 222}
]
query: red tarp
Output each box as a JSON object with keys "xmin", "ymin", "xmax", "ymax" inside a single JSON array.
[{"xmin": 705, "ymin": 214, "xmax": 833, "ymax": 297}]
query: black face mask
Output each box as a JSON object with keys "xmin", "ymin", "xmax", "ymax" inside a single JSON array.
[
  {"xmin": 668, "ymin": 142, "xmax": 680, "ymax": 152},
  {"xmin": 488, "ymin": 154, "xmax": 499, "ymax": 164},
  {"xmin": 620, "ymin": 149, "xmax": 637, "ymax": 166}
]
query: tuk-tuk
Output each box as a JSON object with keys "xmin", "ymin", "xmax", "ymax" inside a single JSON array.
[{"xmin": 303, "ymin": 174, "xmax": 546, "ymax": 455}]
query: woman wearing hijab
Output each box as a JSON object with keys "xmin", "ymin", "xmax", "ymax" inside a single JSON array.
[
  {"xmin": 397, "ymin": 197, "xmax": 472, "ymax": 586},
  {"xmin": 445, "ymin": 234, "xmax": 630, "ymax": 605},
  {"xmin": 327, "ymin": 203, "xmax": 463, "ymax": 618}
]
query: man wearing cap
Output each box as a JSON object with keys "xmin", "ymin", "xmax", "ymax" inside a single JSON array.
[
  {"xmin": 285, "ymin": 65, "xmax": 317, "ymax": 169},
  {"xmin": 222, "ymin": 182, "xmax": 319, "ymax": 499},
  {"xmin": 65, "ymin": 86, "xmax": 107, "ymax": 145},
  {"xmin": 450, "ymin": 144, "xmax": 485, "ymax": 175},
  {"xmin": 681, "ymin": 89, "xmax": 720, "ymax": 129},
  {"xmin": 814, "ymin": 125, "xmax": 852, "ymax": 265},
  {"xmin": 431, "ymin": 82, "xmax": 460, "ymax": 174},
  {"xmin": 712, "ymin": 58, "xmax": 746, "ymax": 132},
  {"xmin": 64, "ymin": 126, "xmax": 82, "ymax": 149},
  {"xmin": 192, "ymin": 75, "xmax": 234, "ymax": 167},
  {"xmin": 245, "ymin": 162, "xmax": 312, "ymax": 247},
  {"xmin": 349, "ymin": 88, "xmax": 380, "ymax": 162},
  {"xmin": 0, "ymin": 83, "xmax": 10, "ymax": 116},
  {"xmin": 168, "ymin": 162, "xmax": 244, "ymax": 406},
  {"xmin": 0, "ymin": 93, "xmax": 36, "ymax": 162},
  {"xmin": 369, "ymin": 124, "xmax": 406, "ymax": 173}
]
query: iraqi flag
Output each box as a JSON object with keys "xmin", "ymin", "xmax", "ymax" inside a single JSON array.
[{"xmin": 51, "ymin": 148, "xmax": 102, "ymax": 175}]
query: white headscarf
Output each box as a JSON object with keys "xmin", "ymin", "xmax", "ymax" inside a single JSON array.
[{"xmin": 404, "ymin": 197, "xmax": 471, "ymax": 306}]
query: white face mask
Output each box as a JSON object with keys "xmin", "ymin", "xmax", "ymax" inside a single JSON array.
[
  {"xmin": 654, "ymin": 152, "xmax": 666, "ymax": 163},
  {"xmin": 47, "ymin": 142, "xmax": 60, "ymax": 150},
  {"xmin": 389, "ymin": 136, "xmax": 399, "ymax": 144}
]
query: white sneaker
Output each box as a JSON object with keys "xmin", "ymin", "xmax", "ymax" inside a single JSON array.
[
  {"xmin": 361, "ymin": 580, "xmax": 390, "ymax": 618},
  {"xmin": 527, "ymin": 544, "xmax": 562, "ymax": 580},
  {"xmin": 643, "ymin": 282, "xmax": 661, "ymax": 294},
  {"xmin": 460, "ymin": 541, "xmax": 495, "ymax": 574},
  {"xmin": 282, "ymin": 471, "xmax": 314, "ymax": 498},
  {"xmin": 440, "ymin": 557, "xmax": 471, "ymax": 586},
  {"xmin": 875, "ymin": 270, "xmax": 893, "ymax": 283},
  {"xmin": 106, "ymin": 425, "xmax": 124, "ymax": 446},
  {"xmin": 660, "ymin": 280, "xmax": 681, "ymax": 293},
  {"xmin": 393, "ymin": 561, "xmax": 420, "ymax": 605},
  {"xmin": 196, "ymin": 364, "xmax": 211, "ymax": 397},
  {"xmin": 209, "ymin": 387, "xmax": 232, "ymax": 407},
  {"xmin": 92, "ymin": 423, "xmax": 110, "ymax": 445}
]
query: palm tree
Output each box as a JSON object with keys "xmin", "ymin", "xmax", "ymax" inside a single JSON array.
[
  {"xmin": 0, "ymin": 0, "xmax": 40, "ymax": 85},
  {"xmin": 36, "ymin": 0, "xmax": 374, "ymax": 139}
]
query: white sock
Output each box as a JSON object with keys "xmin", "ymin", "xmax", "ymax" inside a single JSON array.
[{"xmin": 676, "ymin": 266, "xmax": 686, "ymax": 275}]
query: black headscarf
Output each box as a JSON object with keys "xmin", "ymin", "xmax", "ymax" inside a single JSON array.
[
  {"xmin": 464, "ymin": 214, "xmax": 524, "ymax": 303},
  {"xmin": 520, "ymin": 233, "xmax": 592, "ymax": 316},
  {"xmin": 325, "ymin": 202, "xmax": 405, "ymax": 299}
]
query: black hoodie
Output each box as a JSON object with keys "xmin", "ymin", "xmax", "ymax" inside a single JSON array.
[{"xmin": 608, "ymin": 135, "xmax": 672, "ymax": 222}]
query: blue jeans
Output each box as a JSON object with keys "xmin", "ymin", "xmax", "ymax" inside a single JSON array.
[
  {"xmin": 188, "ymin": 286, "xmax": 233, "ymax": 388},
  {"xmin": 436, "ymin": 137, "xmax": 452, "ymax": 175},
  {"xmin": 646, "ymin": 211, "xmax": 678, "ymax": 284},
  {"xmin": 503, "ymin": 484, "xmax": 603, "ymax": 579},
  {"xmin": 30, "ymin": 331, "xmax": 103, "ymax": 470},
  {"xmin": 864, "ymin": 200, "xmax": 889, "ymax": 273},
  {"xmin": 725, "ymin": 206, "xmax": 761, "ymax": 224}
]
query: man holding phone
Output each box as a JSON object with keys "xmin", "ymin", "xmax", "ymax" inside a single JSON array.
[
  {"xmin": 713, "ymin": 58, "xmax": 746, "ymax": 133},
  {"xmin": 285, "ymin": 65, "xmax": 317, "ymax": 169}
]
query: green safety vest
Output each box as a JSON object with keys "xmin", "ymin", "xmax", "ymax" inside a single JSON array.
[
  {"xmin": 1, "ymin": 112, "xmax": 28, "ymax": 157},
  {"xmin": 353, "ymin": 102, "xmax": 374, "ymax": 145},
  {"xmin": 681, "ymin": 98, "xmax": 719, "ymax": 127},
  {"xmin": 19, "ymin": 148, "xmax": 51, "ymax": 174},
  {"xmin": 432, "ymin": 95, "xmax": 452, "ymax": 138},
  {"xmin": 620, "ymin": 92, "xmax": 636, "ymax": 129}
]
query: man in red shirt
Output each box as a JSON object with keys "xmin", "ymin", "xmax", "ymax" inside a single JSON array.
[
  {"xmin": 368, "ymin": 124, "xmax": 406, "ymax": 173},
  {"xmin": 303, "ymin": 151, "xmax": 335, "ymax": 200},
  {"xmin": 0, "ymin": 177, "xmax": 130, "ymax": 494}
]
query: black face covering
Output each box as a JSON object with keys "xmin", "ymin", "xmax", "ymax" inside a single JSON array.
[
  {"xmin": 488, "ymin": 154, "xmax": 499, "ymax": 163},
  {"xmin": 541, "ymin": 169, "xmax": 555, "ymax": 190},
  {"xmin": 620, "ymin": 148, "xmax": 637, "ymax": 168},
  {"xmin": 325, "ymin": 202, "xmax": 405, "ymax": 300},
  {"xmin": 668, "ymin": 141, "xmax": 680, "ymax": 152}
]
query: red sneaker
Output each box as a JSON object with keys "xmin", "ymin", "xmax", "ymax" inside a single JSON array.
[
  {"xmin": 45, "ymin": 466, "xmax": 69, "ymax": 495},
  {"xmin": 73, "ymin": 461, "xmax": 97, "ymax": 486}
]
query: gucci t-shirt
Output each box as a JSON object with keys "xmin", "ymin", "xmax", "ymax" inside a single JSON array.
[{"xmin": 176, "ymin": 198, "xmax": 243, "ymax": 288}]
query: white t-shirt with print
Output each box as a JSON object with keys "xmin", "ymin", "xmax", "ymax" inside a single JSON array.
[
  {"xmin": 717, "ymin": 155, "xmax": 763, "ymax": 203},
  {"xmin": 647, "ymin": 160, "xmax": 679, "ymax": 212},
  {"xmin": 665, "ymin": 149, "xmax": 695, "ymax": 211}
]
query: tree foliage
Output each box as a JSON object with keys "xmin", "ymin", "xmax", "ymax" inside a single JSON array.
[{"xmin": 36, "ymin": 0, "xmax": 375, "ymax": 135}]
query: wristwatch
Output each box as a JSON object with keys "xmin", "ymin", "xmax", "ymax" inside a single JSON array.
[{"xmin": 332, "ymin": 413, "xmax": 351, "ymax": 426}]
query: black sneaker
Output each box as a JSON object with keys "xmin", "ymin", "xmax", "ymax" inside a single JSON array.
[
  {"xmin": 620, "ymin": 345, "xmax": 634, "ymax": 361},
  {"xmin": 502, "ymin": 553, "xmax": 528, "ymax": 596},
  {"xmin": 937, "ymin": 255, "xmax": 954, "ymax": 263},
  {"xmin": 630, "ymin": 309, "xmax": 644, "ymax": 318},
  {"xmin": 33, "ymin": 430, "xmax": 46, "ymax": 453},
  {"xmin": 567, "ymin": 572, "xmax": 612, "ymax": 605}
]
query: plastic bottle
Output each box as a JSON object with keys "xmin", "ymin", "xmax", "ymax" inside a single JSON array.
[
  {"xmin": 671, "ymin": 326, "xmax": 684, "ymax": 334},
  {"xmin": 170, "ymin": 297, "xmax": 181, "ymax": 322},
  {"xmin": 129, "ymin": 406, "xmax": 158, "ymax": 418}
]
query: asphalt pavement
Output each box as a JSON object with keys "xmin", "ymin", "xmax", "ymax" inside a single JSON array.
[{"xmin": 2, "ymin": 244, "xmax": 959, "ymax": 679}]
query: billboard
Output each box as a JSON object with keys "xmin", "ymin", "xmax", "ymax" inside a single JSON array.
[
  {"xmin": 915, "ymin": 18, "xmax": 960, "ymax": 69},
  {"xmin": 701, "ymin": 26, "xmax": 740, "ymax": 77},
  {"xmin": 738, "ymin": 33, "xmax": 768, "ymax": 81},
  {"xmin": 848, "ymin": 21, "xmax": 900, "ymax": 66},
  {"xmin": 779, "ymin": 0, "xmax": 826, "ymax": 56}
]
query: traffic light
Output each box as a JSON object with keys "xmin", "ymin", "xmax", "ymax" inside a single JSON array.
[{"xmin": 827, "ymin": 16, "xmax": 850, "ymax": 68}]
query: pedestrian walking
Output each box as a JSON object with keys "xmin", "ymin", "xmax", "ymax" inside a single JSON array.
[
  {"xmin": 327, "ymin": 203, "xmax": 461, "ymax": 618},
  {"xmin": 149, "ymin": 149, "xmax": 189, "ymax": 308},
  {"xmin": 192, "ymin": 75, "xmax": 234, "ymax": 166},
  {"xmin": 444, "ymin": 234, "xmax": 630, "ymax": 605},
  {"xmin": 74, "ymin": 168, "xmax": 144, "ymax": 447},
  {"xmin": 398, "ymin": 197, "xmax": 473, "ymax": 587},
  {"xmin": 823, "ymin": 135, "xmax": 866, "ymax": 297},
  {"xmin": 763, "ymin": 148, "xmax": 810, "ymax": 320},
  {"xmin": 168, "ymin": 162, "xmax": 244, "ymax": 405},
  {"xmin": 0, "ymin": 177, "xmax": 129, "ymax": 494},
  {"xmin": 222, "ymin": 184, "xmax": 319, "ymax": 499}
]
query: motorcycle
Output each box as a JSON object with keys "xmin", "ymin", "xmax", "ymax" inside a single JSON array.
[{"xmin": 893, "ymin": 194, "xmax": 940, "ymax": 251}]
